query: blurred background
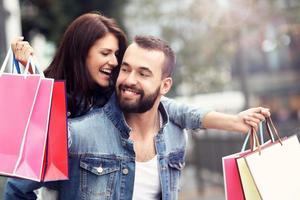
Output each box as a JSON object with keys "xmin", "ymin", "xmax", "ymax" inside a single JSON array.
[{"xmin": 1, "ymin": 0, "xmax": 300, "ymax": 199}]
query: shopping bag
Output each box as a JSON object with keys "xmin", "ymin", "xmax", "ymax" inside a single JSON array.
[
  {"xmin": 222, "ymin": 128, "xmax": 262, "ymax": 200},
  {"xmin": 0, "ymin": 49, "xmax": 42, "ymax": 176},
  {"xmin": 223, "ymin": 151, "xmax": 247, "ymax": 200},
  {"xmin": 17, "ymin": 58, "xmax": 68, "ymax": 181},
  {"xmin": 43, "ymin": 80, "xmax": 68, "ymax": 181},
  {"xmin": 237, "ymin": 118, "xmax": 300, "ymax": 200},
  {"xmin": 13, "ymin": 77, "xmax": 54, "ymax": 181},
  {"xmin": 0, "ymin": 49, "xmax": 68, "ymax": 181}
]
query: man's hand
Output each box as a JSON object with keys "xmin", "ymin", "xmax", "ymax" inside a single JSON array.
[
  {"xmin": 202, "ymin": 107, "xmax": 271, "ymax": 134},
  {"xmin": 238, "ymin": 107, "xmax": 271, "ymax": 131}
]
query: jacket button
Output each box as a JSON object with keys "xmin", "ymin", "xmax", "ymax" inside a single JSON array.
[
  {"xmin": 97, "ymin": 167, "xmax": 103, "ymax": 174},
  {"xmin": 122, "ymin": 168, "xmax": 129, "ymax": 175}
]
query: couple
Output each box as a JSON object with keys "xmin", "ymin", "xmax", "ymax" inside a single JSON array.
[{"xmin": 5, "ymin": 12, "xmax": 270, "ymax": 200}]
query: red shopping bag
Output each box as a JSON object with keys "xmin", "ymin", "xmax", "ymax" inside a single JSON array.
[
  {"xmin": 222, "ymin": 149, "xmax": 250, "ymax": 200},
  {"xmin": 222, "ymin": 131, "xmax": 255, "ymax": 200},
  {"xmin": 43, "ymin": 81, "xmax": 68, "ymax": 181}
]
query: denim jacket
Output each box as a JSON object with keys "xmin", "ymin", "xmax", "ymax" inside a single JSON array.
[{"xmin": 4, "ymin": 94, "xmax": 210, "ymax": 200}]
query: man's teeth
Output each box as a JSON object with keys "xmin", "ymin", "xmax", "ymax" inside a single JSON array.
[{"xmin": 123, "ymin": 88, "xmax": 139, "ymax": 95}]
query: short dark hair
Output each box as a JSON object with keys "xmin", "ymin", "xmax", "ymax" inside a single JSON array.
[{"xmin": 133, "ymin": 35, "xmax": 175, "ymax": 78}]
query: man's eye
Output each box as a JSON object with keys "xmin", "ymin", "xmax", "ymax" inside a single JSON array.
[
  {"xmin": 121, "ymin": 67, "xmax": 128, "ymax": 72},
  {"xmin": 140, "ymin": 72, "xmax": 149, "ymax": 77}
]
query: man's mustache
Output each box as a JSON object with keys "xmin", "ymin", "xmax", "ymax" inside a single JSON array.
[{"xmin": 119, "ymin": 84, "xmax": 143, "ymax": 95}]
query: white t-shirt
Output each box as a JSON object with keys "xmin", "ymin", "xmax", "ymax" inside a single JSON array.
[{"xmin": 132, "ymin": 155, "xmax": 161, "ymax": 200}]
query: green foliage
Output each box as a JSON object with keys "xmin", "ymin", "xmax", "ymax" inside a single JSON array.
[{"xmin": 20, "ymin": 0, "xmax": 128, "ymax": 45}]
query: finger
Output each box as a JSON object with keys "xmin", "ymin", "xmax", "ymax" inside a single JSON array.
[
  {"xmin": 16, "ymin": 41, "xmax": 29, "ymax": 50},
  {"xmin": 22, "ymin": 43, "xmax": 34, "ymax": 55},
  {"xmin": 243, "ymin": 115, "xmax": 261, "ymax": 124},
  {"xmin": 244, "ymin": 120, "xmax": 259, "ymax": 131},
  {"xmin": 261, "ymin": 108, "xmax": 271, "ymax": 117},
  {"xmin": 251, "ymin": 113, "xmax": 265, "ymax": 121},
  {"xmin": 12, "ymin": 36, "xmax": 25, "ymax": 51},
  {"xmin": 249, "ymin": 107, "xmax": 263, "ymax": 113}
]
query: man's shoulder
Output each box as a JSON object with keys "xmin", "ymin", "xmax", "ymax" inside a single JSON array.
[{"xmin": 68, "ymin": 107, "xmax": 108, "ymax": 127}]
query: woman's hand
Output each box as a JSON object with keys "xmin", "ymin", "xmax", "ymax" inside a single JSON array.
[{"xmin": 11, "ymin": 36, "xmax": 34, "ymax": 66}]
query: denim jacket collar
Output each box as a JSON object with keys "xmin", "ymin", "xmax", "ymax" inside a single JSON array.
[
  {"xmin": 158, "ymin": 102, "xmax": 169, "ymax": 131},
  {"xmin": 103, "ymin": 93, "xmax": 131, "ymax": 139}
]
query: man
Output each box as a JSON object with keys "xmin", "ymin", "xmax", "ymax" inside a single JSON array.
[{"xmin": 4, "ymin": 35, "xmax": 269, "ymax": 200}]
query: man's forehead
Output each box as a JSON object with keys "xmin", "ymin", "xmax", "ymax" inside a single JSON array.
[{"xmin": 124, "ymin": 43, "xmax": 164, "ymax": 60}]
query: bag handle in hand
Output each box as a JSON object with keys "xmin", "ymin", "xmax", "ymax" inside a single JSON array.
[
  {"xmin": 265, "ymin": 117, "xmax": 283, "ymax": 145},
  {"xmin": 24, "ymin": 56, "xmax": 45, "ymax": 78},
  {"xmin": 241, "ymin": 122, "xmax": 264, "ymax": 152},
  {"xmin": 1, "ymin": 47, "xmax": 45, "ymax": 78},
  {"xmin": 241, "ymin": 127, "xmax": 261, "ymax": 154}
]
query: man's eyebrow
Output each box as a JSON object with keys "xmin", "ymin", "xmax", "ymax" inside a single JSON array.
[
  {"xmin": 121, "ymin": 62, "xmax": 129, "ymax": 66},
  {"xmin": 139, "ymin": 67, "xmax": 153, "ymax": 74}
]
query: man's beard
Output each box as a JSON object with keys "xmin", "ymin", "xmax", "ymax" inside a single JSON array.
[{"xmin": 117, "ymin": 84, "xmax": 160, "ymax": 113}]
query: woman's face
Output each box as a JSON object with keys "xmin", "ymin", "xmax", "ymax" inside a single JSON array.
[{"xmin": 86, "ymin": 33, "xmax": 119, "ymax": 88}]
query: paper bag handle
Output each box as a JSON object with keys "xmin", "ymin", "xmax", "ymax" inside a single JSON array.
[
  {"xmin": 241, "ymin": 127, "xmax": 261, "ymax": 153},
  {"xmin": 0, "ymin": 47, "xmax": 45, "ymax": 78},
  {"xmin": 265, "ymin": 117, "xmax": 282, "ymax": 145}
]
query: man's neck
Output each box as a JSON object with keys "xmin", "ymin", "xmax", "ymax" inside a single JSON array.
[{"xmin": 125, "ymin": 103, "xmax": 160, "ymax": 140}]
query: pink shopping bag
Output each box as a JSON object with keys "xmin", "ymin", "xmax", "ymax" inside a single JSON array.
[
  {"xmin": 0, "ymin": 48, "xmax": 42, "ymax": 176},
  {"xmin": 13, "ymin": 78, "xmax": 54, "ymax": 181},
  {"xmin": 0, "ymin": 73, "xmax": 42, "ymax": 175}
]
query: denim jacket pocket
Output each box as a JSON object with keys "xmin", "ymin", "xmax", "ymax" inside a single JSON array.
[
  {"xmin": 80, "ymin": 155, "xmax": 120, "ymax": 199},
  {"xmin": 168, "ymin": 150, "xmax": 185, "ymax": 191}
]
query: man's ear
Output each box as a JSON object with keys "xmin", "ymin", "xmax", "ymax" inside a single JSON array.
[{"xmin": 160, "ymin": 77, "xmax": 172, "ymax": 95}]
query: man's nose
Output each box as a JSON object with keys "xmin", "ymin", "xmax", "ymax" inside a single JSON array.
[{"xmin": 125, "ymin": 71, "xmax": 138, "ymax": 85}]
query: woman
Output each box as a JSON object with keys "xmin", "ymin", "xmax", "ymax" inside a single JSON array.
[{"xmin": 13, "ymin": 12, "xmax": 126, "ymax": 118}]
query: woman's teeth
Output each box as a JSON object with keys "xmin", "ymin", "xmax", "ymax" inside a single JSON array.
[{"xmin": 100, "ymin": 68, "xmax": 112, "ymax": 75}]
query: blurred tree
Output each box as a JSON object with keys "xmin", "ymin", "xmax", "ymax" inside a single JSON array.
[
  {"xmin": 124, "ymin": 0, "xmax": 300, "ymax": 97},
  {"xmin": 19, "ymin": 0, "xmax": 128, "ymax": 45}
]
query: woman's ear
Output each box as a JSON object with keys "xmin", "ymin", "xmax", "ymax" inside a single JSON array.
[{"xmin": 160, "ymin": 77, "xmax": 172, "ymax": 95}]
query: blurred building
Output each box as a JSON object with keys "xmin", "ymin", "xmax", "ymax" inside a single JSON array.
[
  {"xmin": 0, "ymin": 0, "xmax": 21, "ymax": 71},
  {"xmin": 231, "ymin": 1, "xmax": 300, "ymax": 126}
]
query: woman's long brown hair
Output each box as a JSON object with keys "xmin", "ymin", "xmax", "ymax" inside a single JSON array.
[{"xmin": 44, "ymin": 12, "xmax": 127, "ymax": 117}]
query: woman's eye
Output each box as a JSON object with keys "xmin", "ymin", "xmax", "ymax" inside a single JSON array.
[{"xmin": 101, "ymin": 52, "xmax": 109, "ymax": 56}]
